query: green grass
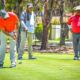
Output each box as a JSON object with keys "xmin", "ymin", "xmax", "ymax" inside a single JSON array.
[{"xmin": 0, "ymin": 53, "xmax": 80, "ymax": 80}]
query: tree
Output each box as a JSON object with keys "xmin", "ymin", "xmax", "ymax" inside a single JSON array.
[
  {"xmin": 59, "ymin": 0, "xmax": 65, "ymax": 45},
  {"xmin": 0, "ymin": 0, "xmax": 5, "ymax": 9},
  {"xmin": 40, "ymin": 0, "xmax": 54, "ymax": 50}
]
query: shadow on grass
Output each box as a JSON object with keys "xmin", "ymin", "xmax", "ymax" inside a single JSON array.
[
  {"xmin": 18, "ymin": 58, "xmax": 37, "ymax": 61},
  {"xmin": 0, "ymin": 67, "xmax": 11, "ymax": 69}
]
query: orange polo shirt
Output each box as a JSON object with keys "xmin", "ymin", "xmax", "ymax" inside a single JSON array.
[
  {"xmin": 4, "ymin": 12, "xmax": 19, "ymax": 32},
  {"xmin": 0, "ymin": 16, "xmax": 4, "ymax": 30}
]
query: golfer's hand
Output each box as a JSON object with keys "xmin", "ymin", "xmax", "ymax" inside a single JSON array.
[
  {"xmin": 14, "ymin": 33, "xmax": 17, "ymax": 40},
  {"xmin": 24, "ymin": 27, "xmax": 28, "ymax": 32}
]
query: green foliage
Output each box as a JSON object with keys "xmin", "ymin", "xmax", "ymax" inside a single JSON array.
[
  {"xmin": 5, "ymin": 0, "xmax": 17, "ymax": 11},
  {"xmin": 53, "ymin": 19, "xmax": 60, "ymax": 25},
  {"xmin": 35, "ymin": 24, "xmax": 43, "ymax": 41},
  {"xmin": 51, "ymin": 18, "xmax": 60, "ymax": 25},
  {"xmin": 0, "ymin": 3, "xmax": 2, "ymax": 10}
]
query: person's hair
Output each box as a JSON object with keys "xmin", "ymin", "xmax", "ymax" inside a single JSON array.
[
  {"xmin": 27, "ymin": 12, "xmax": 30, "ymax": 21},
  {"xmin": 26, "ymin": 5, "xmax": 31, "ymax": 21}
]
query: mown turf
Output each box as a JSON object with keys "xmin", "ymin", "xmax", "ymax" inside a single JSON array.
[{"xmin": 0, "ymin": 53, "xmax": 80, "ymax": 80}]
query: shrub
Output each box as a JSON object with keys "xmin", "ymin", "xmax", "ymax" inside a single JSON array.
[
  {"xmin": 51, "ymin": 17, "xmax": 60, "ymax": 25},
  {"xmin": 35, "ymin": 24, "xmax": 43, "ymax": 41}
]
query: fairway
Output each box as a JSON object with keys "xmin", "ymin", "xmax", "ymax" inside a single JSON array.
[{"xmin": 0, "ymin": 53, "xmax": 80, "ymax": 80}]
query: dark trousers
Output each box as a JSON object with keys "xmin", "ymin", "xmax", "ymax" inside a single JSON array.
[{"xmin": 72, "ymin": 33, "xmax": 80, "ymax": 58}]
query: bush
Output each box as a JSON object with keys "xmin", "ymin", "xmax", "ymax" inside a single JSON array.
[
  {"xmin": 35, "ymin": 24, "xmax": 43, "ymax": 41},
  {"xmin": 51, "ymin": 17, "xmax": 60, "ymax": 25}
]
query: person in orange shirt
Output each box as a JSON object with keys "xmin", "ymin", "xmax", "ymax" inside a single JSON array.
[{"xmin": 0, "ymin": 9, "xmax": 19, "ymax": 68}]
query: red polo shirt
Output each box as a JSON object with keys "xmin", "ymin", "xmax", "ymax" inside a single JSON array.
[
  {"xmin": 4, "ymin": 12, "xmax": 19, "ymax": 32},
  {"xmin": 0, "ymin": 16, "xmax": 4, "ymax": 30},
  {"xmin": 68, "ymin": 14, "xmax": 80, "ymax": 33}
]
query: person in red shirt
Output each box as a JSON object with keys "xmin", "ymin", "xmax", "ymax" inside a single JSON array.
[
  {"xmin": 68, "ymin": 5, "xmax": 80, "ymax": 60},
  {"xmin": 0, "ymin": 9, "xmax": 19, "ymax": 68}
]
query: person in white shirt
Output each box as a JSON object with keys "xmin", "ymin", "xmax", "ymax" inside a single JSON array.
[{"xmin": 18, "ymin": 3, "xmax": 36, "ymax": 60}]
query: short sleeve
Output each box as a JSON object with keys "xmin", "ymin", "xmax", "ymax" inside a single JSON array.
[
  {"xmin": 12, "ymin": 13, "xmax": 19, "ymax": 23},
  {"xmin": 67, "ymin": 17, "xmax": 72, "ymax": 25},
  {"xmin": 8, "ymin": 12, "xmax": 19, "ymax": 23}
]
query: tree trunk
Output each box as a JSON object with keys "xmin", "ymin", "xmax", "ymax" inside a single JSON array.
[
  {"xmin": 60, "ymin": 23, "xmax": 66, "ymax": 45},
  {"xmin": 59, "ymin": 0, "xmax": 65, "ymax": 45},
  {"xmin": 40, "ymin": 0, "xmax": 53, "ymax": 50},
  {"xmin": 16, "ymin": 0, "xmax": 23, "ymax": 52},
  {"xmin": 40, "ymin": 1, "xmax": 49, "ymax": 50},
  {"xmin": 40, "ymin": 24, "xmax": 48, "ymax": 50}
]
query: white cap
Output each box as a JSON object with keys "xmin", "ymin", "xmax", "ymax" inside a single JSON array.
[
  {"xmin": 0, "ymin": 9, "xmax": 9, "ymax": 18},
  {"xmin": 27, "ymin": 3, "xmax": 33, "ymax": 8},
  {"xmin": 74, "ymin": 5, "xmax": 80, "ymax": 11},
  {"xmin": 0, "ymin": 9, "xmax": 7, "ymax": 14}
]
